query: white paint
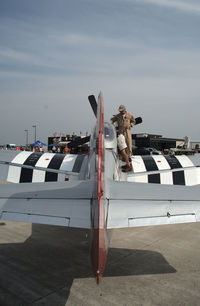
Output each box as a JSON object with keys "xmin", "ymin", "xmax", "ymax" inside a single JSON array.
[
  {"xmin": 32, "ymin": 153, "xmax": 55, "ymax": 182},
  {"xmin": 152, "ymin": 155, "xmax": 173, "ymax": 185},
  {"xmin": 176, "ymin": 155, "xmax": 194, "ymax": 167},
  {"xmin": 127, "ymin": 156, "xmax": 148, "ymax": 183},
  {"xmin": 7, "ymin": 151, "xmax": 32, "ymax": 183},
  {"xmin": 58, "ymin": 154, "xmax": 77, "ymax": 181},
  {"xmin": 175, "ymin": 156, "xmax": 199, "ymax": 186}
]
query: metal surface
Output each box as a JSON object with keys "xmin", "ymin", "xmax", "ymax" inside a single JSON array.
[
  {"xmin": 0, "ymin": 181, "xmax": 93, "ymax": 228},
  {"xmin": 91, "ymin": 92, "xmax": 107, "ymax": 284},
  {"xmin": 1, "ymin": 93, "xmax": 200, "ymax": 283}
]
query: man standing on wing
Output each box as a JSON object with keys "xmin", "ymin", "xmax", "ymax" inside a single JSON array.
[{"xmin": 110, "ymin": 104, "xmax": 136, "ymax": 159}]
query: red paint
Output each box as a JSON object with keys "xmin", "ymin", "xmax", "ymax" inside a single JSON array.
[{"xmin": 91, "ymin": 92, "xmax": 107, "ymax": 284}]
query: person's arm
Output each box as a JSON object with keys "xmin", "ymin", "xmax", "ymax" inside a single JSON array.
[
  {"xmin": 110, "ymin": 114, "xmax": 117, "ymax": 124},
  {"xmin": 130, "ymin": 114, "xmax": 136, "ymax": 127}
]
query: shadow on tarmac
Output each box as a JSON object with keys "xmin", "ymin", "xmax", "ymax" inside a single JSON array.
[{"xmin": 0, "ymin": 223, "xmax": 176, "ymax": 305}]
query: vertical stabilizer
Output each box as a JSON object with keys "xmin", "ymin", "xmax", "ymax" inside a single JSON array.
[{"xmin": 90, "ymin": 92, "xmax": 107, "ymax": 283}]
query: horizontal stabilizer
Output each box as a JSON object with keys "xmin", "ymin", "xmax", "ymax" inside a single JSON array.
[
  {"xmin": 106, "ymin": 181, "xmax": 200, "ymax": 229},
  {"xmin": 0, "ymin": 181, "xmax": 93, "ymax": 228}
]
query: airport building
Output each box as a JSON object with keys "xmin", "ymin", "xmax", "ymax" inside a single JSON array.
[
  {"xmin": 132, "ymin": 133, "xmax": 185, "ymax": 151},
  {"xmin": 48, "ymin": 133, "xmax": 90, "ymax": 154},
  {"xmin": 47, "ymin": 132, "xmax": 200, "ymax": 155},
  {"xmin": 190, "ymin": 141, "xmax": 200, "ymax": 150}
]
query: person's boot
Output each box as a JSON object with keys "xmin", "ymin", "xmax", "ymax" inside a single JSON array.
[
  {"xmin": 122, "ymin": 164, "xmax": 132, "ymax": 172},
  {"xmin": 122, "ymin": 162, "xmax": 132, "ymax": 169}
]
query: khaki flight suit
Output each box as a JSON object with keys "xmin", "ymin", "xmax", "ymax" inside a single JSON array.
[{"xmin": 110, "ymin": 112, "xmax": 135, "ymax": 157}]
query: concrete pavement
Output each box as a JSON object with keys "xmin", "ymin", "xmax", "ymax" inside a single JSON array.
[{"xmin": 1, "ymin": 220, "xmax": 200, "ymax": 305}]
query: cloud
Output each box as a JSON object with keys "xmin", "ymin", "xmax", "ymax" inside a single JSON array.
[
  {"xmin": 0, "ymin": 47, "xmax": 39, "ymax": 63},
  {"xmin": 134, "ymin": 0, "xmax": 200, "ymax": 14},
  {"xmin": 54, "ymin": 32, "xmax": 137, "ymax": 49},
  {"xmin": 0, "ymin": 0, "xmax": 200, "ymax": 144}
]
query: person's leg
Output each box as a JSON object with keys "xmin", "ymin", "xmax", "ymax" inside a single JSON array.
[
  {"xmin": 117, "ymin": 134, "xmax": 132, "ymax": 172},
  {"xmin": 121, "ymin": 150, "xmax": 132, "ymax": 172},
  {"xmin": 125, "ymin": 130, "xmax": 132, "ymax": 158},
  {"xmin": 120, "ymin": 149, "xmax": 131, "ymax": 167}
]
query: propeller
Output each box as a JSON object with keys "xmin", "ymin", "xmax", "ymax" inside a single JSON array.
[
  {"xmin": 67, "ymin": 136, "xmax": 90, "ymax": 149},
  {"xmin": 135, "ymin": 117, "xmax": 142, "ymax": 125},
  {"xmin": 88, "ymin": 95, "xmax": 97, "ymax": 118}
]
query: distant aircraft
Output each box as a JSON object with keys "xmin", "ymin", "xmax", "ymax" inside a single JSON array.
[{"xmin": 1, "ymin": 92, "xmax": 200, "ymax": 283}]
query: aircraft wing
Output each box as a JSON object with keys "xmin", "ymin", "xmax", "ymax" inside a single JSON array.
[
  {"xmin": 0, "ymin": 180, "xmax": 93, "ymax": 228},
  {"xmin": 0, "ymin": 151, "xmax": 87, "ymax": 183},
  {"xmin": 106, "ymin": 180, "xmax": 200, "ymax": 228}
]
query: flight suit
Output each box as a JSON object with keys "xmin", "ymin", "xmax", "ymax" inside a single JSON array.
[{"xmin": 110, "ymin": 111, "xmax": 135, "ymax": 157}]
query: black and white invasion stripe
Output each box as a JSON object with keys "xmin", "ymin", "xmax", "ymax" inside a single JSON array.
[
  {"xmin": 7, "ymin": 152, "xmax": 86, "ymax": 183},
  {"xmin": 126, "ymin": 155, "xmax": 199, "ymax": 186}
]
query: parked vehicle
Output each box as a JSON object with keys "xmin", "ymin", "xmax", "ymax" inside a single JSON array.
[
  {"xmin": 5, "ymin": 144, "xmax": 17, "ymax": 150},
  {"xmin": 133, "ymin": 147, "xmax": 162, "ymax": 155}
]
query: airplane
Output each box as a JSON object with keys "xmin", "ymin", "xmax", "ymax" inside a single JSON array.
[{"xmin": 1, "ymin": 92, "xmax": 200, "ymax": 284}]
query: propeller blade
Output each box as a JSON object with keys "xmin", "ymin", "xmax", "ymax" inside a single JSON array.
[
  {"xmin": 135, "ymin": 117, "xmax": 142, "ymax": 125},
  {"xmin": 88, "ymin": 95, "xmax": 97, "ymax": 118},
  {"xmin": 67, "ymin": 136, "xmax": 90, "ymax": 148}
]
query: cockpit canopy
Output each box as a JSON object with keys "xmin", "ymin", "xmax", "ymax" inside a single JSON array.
[{"xmin": 104, "ymin": 122, "xmax": 117, "ymax": 149}]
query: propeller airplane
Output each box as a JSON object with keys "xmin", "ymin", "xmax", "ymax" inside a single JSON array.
[{"xmin": 1, "ymin": 92, "xmax": 200, "ymax": 283}]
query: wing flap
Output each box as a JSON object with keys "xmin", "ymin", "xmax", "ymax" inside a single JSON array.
[
  {"xmin": 1, "ymin": 212, "xmax": 70, "ymax": 227},
  {"xmin": 128, "ymin": 214, "xmax": 196, "ymax": 227}
]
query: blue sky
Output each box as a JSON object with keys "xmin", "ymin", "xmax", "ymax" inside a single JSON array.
[{"xmin": 0, "ymin": 0, "xmax": 200, "ymax": 145}]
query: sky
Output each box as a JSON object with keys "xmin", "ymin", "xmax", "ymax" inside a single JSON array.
[{"xmin": 0, "ymin": 0, "xmax": 200, "ymax": 145}]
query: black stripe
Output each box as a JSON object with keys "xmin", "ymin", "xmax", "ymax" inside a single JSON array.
[
  {"xmin": 20, "ymin": 153, "xmax": 42, "ymax": 183},
  {"xmin": 72, "ymin": 154, "xmax": 86, "ymax": 172},
  {"xmin": 165, "ymin": 155, "xmax": 182, "ymax": 169},
  {"xmin": 165, "ymin": 156, "xmax": 185, "ymax": 185},
  {"xmin": 172, "ymin": 171, "xmax": 185, "ymax": 185},
  {"xmin": 142, "ymin": 156, "xmax": 160, "ymax": 184},
  {"xmin": 45, "ymin": 154, "xmax": 65, "ymax": 182}
]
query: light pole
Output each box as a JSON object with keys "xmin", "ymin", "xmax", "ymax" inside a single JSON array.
[
  {"xmin": 32, "ymin": 125, "xmax": 36, "ymax": 143},
  {"xmin": 24, "ymin": 129, "xmax": 28, "ymax": 146}
]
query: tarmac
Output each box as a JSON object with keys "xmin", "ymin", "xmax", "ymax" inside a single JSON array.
[{"xmin": 1, "ymin": 219, "xmax": 200, "ymax": 306}]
